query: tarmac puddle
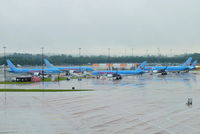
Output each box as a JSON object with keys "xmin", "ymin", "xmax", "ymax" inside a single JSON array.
[{"xmin": 1, "ymin": 72, "xmax": 200, "ymax": 133}]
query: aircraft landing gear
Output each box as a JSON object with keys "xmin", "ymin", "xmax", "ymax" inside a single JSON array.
[
  {"xmin": 112, "ymin": 74, "xmax": 122, "ymax": 80},
  {"xmin": 161, "ymin": 72, "xmax": 167, "ymax": 75}
]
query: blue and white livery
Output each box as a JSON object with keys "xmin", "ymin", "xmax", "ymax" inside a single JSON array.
[
  {"xmin": 7, "ymin": 60, "xmax": 62, "ymax": 74},
  {"xmin": 92, "ymin": 61, "xmax": 147, "ymax": 76},
  {"xmin": 144, "ymin": 57, "xmax": 192, "ymax": 73},
  {"xmin": 44, "ymin": 59, "xmax": 94, "ymax": 72}
]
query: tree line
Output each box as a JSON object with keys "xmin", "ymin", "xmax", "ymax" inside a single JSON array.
[{"xmin": 0, "ymin": 53, "xmax": 199, "ymax": 66}]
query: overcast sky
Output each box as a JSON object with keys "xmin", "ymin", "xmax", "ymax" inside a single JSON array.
[{"xmin": 0, "ymin": 0, "xmax": 200, "ymax": 56}]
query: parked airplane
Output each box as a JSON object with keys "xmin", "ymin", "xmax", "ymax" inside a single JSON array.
[
  {"xmin": 189, "ymin": 60, "xmax": 198, "ymax": 70},
  {"xmin": 144, "ymin": 57, "xmax": 192, "ymax": 74},
  {"xmin": 92, "ymin": 61, "xmax": 147, "ymax": 76},
  {"xmin": 7, "ymin": 60, "xmax": 62, "ymax": 75},
  {"xmin": 44, "ymin": 59, "xmax": 94, "ymax": 72}
]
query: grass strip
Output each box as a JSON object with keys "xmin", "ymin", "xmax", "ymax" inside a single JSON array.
[
  {"xmin": 44, "ymin": 77, "xmax": 67, "ymax": 81},
  {"xmin": 0, "ymin": 82, "xmax": 34, "ymax": 84},
  {"xmin": 0, "ymin": 89, "xmax": 94, "ymax": 92}
]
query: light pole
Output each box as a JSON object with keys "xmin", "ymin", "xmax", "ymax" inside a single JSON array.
[
  {"xmin": 78, "ymin": 48, "xmax": 82, "ymax": 81},
  {"xmin": 185, "ymin": 49, "xmax": 188, "ymax": 57},
  {"xmin": 41, "ymin": 47, "xmax": 44, "ymax": 81},
  {"xmin": 78, "ymin": 48, "xmax": 81, "ymax": 72},
  {"xmin": 132, "ymin": 48, "xmax": 133, "ymax": 57},
  {"xmin": 146, "ymin": 49, "xmax": 149, "ymax": 56},
  {"xmin": 170, "ymin": 49, "xmax": 172, "ymax": 57},
  {"xmin": 131, "ymin": 48, "xmax": 134, "ymax": 69},
  {"xmin": 157, "ymin": 48, "xmax": 160, "ymax": 56},
  {"xmin": 157, "ymin": 48, "xmax": 160, "ymax": 63},
  {"xmin": 3, "ymin": 46, "xmax": 6, "ymax": 104},
  {"xmin": 125, "ymin": 49, "xmax": 127, "ymax": 56},
  {"xmin": 3, "ymin": 46, "xmax": 6, "ymax": 83},
  {"xmin": 108, "ymin": 48, "xmax": 110, "ymax": 70},
  {"xmin": 79, "ymin": 48, "xmax": 81, "ymax": 56}
]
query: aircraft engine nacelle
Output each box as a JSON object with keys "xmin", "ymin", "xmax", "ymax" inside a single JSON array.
[
  {"xmin": 33, "ymin": 72, "xmax": 40, "ymax": 76},
  {"xmin": 107, "ymin": 74, "xmax": 113, "ymax": 78},
  {"xmin": 152, "ymin": 70, "xmax": 158, "ymax": 73},
  {"xmin": 69, "ymin": 70, "xmax": 75, "ymax": 73},
  {"xmin": 157, "ymin": 69, "xmax": 167, "ymax": 75},
  {"xmin": 157, "ymin": 69, "xmax": 166, "ymax": 74},
  {"xmin": 113, "ymin": 74, "xmax": 122, "ymax": 80}
]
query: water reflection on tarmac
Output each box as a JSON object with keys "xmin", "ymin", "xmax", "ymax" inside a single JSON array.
[{"xmin": 1, "ymin": 72, "xmax": 200, "ymax": 134}]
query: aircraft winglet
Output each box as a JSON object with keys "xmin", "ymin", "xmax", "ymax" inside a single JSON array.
[
  {"xmin": 182, "ymin": 57, "xmax": 192, "ymax": 66},
  {"xmin": 136, "ymin": 61, "xmax": 147, "ymax": 70},
  {"xmin": 191, "ymin": 60, "xmax": 198, "ymax": 67}
]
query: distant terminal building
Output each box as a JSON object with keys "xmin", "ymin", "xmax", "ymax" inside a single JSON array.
[{"xmin": 92, "ymin": 63, "xmax": 138, "ymax": 70}]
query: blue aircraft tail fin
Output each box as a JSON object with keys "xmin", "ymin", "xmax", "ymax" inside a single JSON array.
[
  {"xmin": 191, "ymin": 60, "xmax": 198, "ymax": 67},
  {"xmin": 44, "ymin": 59, "xmax": 54, "ymax": 68},
  {"xmin": 182, "ymin": 57, "xmax": 192, "ymax": 66},
  {"xmin": 6, "ymin": 59, "xmax": 18, "ymax": 72},
  {"xmin": 136, "ymin": 61, "xmax": 147, "ymax": 70}
]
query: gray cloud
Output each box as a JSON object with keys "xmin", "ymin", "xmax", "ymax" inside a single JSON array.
[{"xmin": 0, "ymin": 0, "xmax": 200, "ymax": 55}]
